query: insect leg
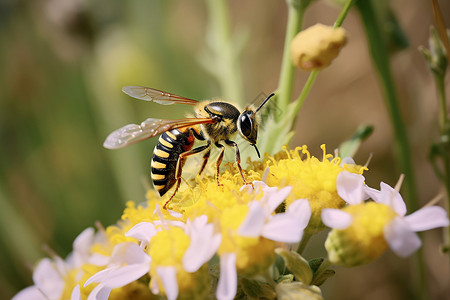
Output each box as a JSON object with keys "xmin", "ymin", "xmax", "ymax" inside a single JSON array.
[
  {"xmin": 163, "ymin": 142, "xmax": 211, "ymax": 209},
  {"xmin": 198, "ymin": 149, "xmax": 211, "ymax": 175},
  {"xmin": 225, "ymin": 140, "xmax": 249, "ymax": 185},
  {"xmin": 214, "ymin": 142, "xmax": 226, "ymax": 186}
]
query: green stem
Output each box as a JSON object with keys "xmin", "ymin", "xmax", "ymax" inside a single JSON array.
[
  {"xmin": 277, "ymin": 1, "xmax": 306, "ymax": 119},
  {"xmin": 435, "ymin": 74, "xmax": 448, "ymax": 133},
  {"xmin": 291, "ymin": 0, "xmax": 355, "ymax": 118},
  {"xmin": 434, "ymin": 73, "xmax": 450, "ymax": 253},
  {"xmin": 356, "ymin": 0, "xmax": 423, "ymax": 297},
  {"xmin": 356, "ymin": 0, "xmax": 417, "ymax": 209},
  {"xmin": 296, "ymin": 231, "xmax": 312, "ymax": 255},
  {"xmin": 205, "ymin": 0, "xmax": 243, "ymax": 104}
]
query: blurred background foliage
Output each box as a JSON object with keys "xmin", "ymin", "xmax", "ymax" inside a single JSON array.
[{"xmin": 0, "ymin": 0, "xmax": 448, "ymax": 299}]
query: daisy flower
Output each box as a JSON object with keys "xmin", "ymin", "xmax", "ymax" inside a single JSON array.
[{"xmin": 322, "ymin": 171, "xmax": 449, "ymax": 266}]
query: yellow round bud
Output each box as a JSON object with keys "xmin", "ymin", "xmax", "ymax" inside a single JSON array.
[
  {"xmin": 291, "ymin": 24, "xmax": 347, "ymax": 70},
  {"xmin": 325, "ymin": 202, "xmax": 396, "ymax": 267}
]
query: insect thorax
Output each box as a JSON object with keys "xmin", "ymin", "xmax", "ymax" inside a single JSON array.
[{"xmin": 195, "ymin": 101, "xmax": 240, "ymax": 143}]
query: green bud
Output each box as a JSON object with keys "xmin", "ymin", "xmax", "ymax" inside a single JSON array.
[{"xmin": 420, "ymin": 27, "xmax": 448, "ymax": 77}]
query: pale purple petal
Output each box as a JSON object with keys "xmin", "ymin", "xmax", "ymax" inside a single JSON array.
[
  {"xmin": 85, "ymin": 268, "xmax": 113, "ymax": 287},
  {"xmin": 87, "ymin": 284, "xmax": 111, "ymax": 300},
  {"xmin": 70, "ymin": 285, "xmax": 81, "ymax": 300},
  {"xmin": 111, "ymin": 242, "xmax": 149, "ymax": 265},
  {"xmin": 374, "ymin": 182, "xmax": 407, "ymax": 216},
  {"xmin": 261, "ymin": 186, "xmax": 292, "ymax": 214},
  {"xmin": 126, "ymin": 222, "xmax": 157, "ymax": 244},
  {"xmin": 150, "ymin": 277, "xmax": 159, "ymax": 295},
  {"xmin": 336, "ymin": 171, "xmax": 366, "ymax": 204},
  {"xmin": 12, "ymin": 286, "xmax": 47, "ymax": 300},
  {"xmin": 73, "ymin": 227, "xmax": 95, "ymax": 253},
  {"xmin": 286, "ymin": 199, "xmax": 311, "ymax": 229},
  {"xmin": 262, "ymin": 214, "xmax": 304, "ymax": 243},
  {"xmin": 404, "ymin": 206, "xmax": 449, "ymax": 232},
  {"xmin": 321, "ymin": 209, "xmax": 352, "ymax": 229},
  {"xmin": 167, "ymin": 209, "xmax": 183, "ymax": 218},
  {"xmin": 217, "ymin": 253, "xmax": 237, "ymax": 300},
  {"xmin": 88, "ymin": 253, "xmax": 110, "ymax": 266},
  {"xmin": 157, "ymin": 266, "xmax": 178, "ymax": 300},
  {"xmin": 102, "ymin": 264, "xmax": 150, "ymax": 288},
  {"xmin": 240, "ymin": 180, "xmax": 267, "ymax": 193},
  {"xmin": 33, "ymin": 258, "xmax": 64, "ymax": 299},
  {"xmin": 340, "ymin": 157, "xmax": 356, "ymax": 166},
  {"xmin": 384, "ymin": 217, "xmax": 421, "ymax": 257},
  {"xmin": 237, "ymin": 201, "xmax": 265, "ymax": 237},
  {"xmin": 183, "ymin": 218, "xmax": 221, "ymax": 272}
]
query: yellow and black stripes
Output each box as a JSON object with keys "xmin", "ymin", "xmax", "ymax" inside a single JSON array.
[{"xmin": 151, "ymin": 128, "xmax": 194, "ymax": 196}]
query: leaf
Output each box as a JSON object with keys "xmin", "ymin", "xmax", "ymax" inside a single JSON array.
[
  {"xmin": 311, "ymin": 269, "xmax": 335, "ymax": 287},
  {"xmin": 275, "ymin": 248, "xmax": 313, "ymax": 284},
  {"xmin": 240, "ymin": 278, "xmax": 277, "ymax": 300},
  {"xmin": 275, "ymin": 282, "xmax": 323, "ymax": 300},
  {"xmin": 338, "ymin": 125, "xmax": 374, "ymax": 158}
]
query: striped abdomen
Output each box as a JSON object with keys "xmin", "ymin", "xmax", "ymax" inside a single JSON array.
[{"xmin": 151, "ymin": 128, "xmax": 195, "ymax": 196}]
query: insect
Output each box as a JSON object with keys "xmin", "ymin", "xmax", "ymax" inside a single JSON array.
[{"xmin": 103, "ymin": 86, "xmax": 275, "ymax": 209}]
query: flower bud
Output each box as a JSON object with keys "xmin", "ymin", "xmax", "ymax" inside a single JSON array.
[
  {"xmin": 420, "ymin": 27, "xmax": 448, "ymax": 78},
  {"xmin": 291, "ymin": 24, "xmax": 347, "ymax": 70},
  {"xmin": 324, "ymin": 202, "xmax": 396, "ymax": 267}
]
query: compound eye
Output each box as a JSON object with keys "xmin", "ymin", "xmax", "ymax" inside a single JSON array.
[{"xmin": 239, "ymin": 113, "xmax": 253, "ymax": 137}]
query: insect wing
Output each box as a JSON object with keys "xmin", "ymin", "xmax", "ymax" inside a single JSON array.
[
  {"xmin": 122, "ymin": 86, "xmax": 198, "ymax": 105},
  {"xmin": 103, "ymin": 117, "xmax": 214, "ymax": 149}
]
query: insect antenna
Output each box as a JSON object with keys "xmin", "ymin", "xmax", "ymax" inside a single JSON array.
[{"xmin": 255, "ymin": 93, "xmax": 275, "ymax": 113}]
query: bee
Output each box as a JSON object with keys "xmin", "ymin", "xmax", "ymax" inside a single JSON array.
[{"xmin": 103, "ymin": 86, "xmax": 274, "ymax": 209}]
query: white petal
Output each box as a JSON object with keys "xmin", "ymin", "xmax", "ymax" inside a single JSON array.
[
  {"xmin": 217, "ymin": 253, "xmax": 237, "ymax": 300},
  {"xmin": 12, "ymin": 286, "xmax": 47, "ymax": 300},
  {"xmin": 378, "ymin": 182, "xmax": 407, "ymax": 216},
  {"xmin": 183, "ymin": 220, "xmax": 221, "ymax": 272},
  {"xmin": 85, "ymin": 267, "xmax": 115, "ymax": 287},
  {"xmin": 70, "ymin": 285, "xmax": 81, "ymax": 300},
  {"xmin": 336, "ymin": 171, "xmax": 366, "ymax": 204},
  {"xmin": 102, "ymin": 264, "xmax": 150, "ymax": 288},
  {"xmin": 88, "ymin": 253, "xmax": 110, "ymax": 266},
  {"xmin": 87, "ymin": 284, "xmax": 111, "ymax": 300},
  {"xmin": 384, "ymin": 217, "xmax": 421, "ymax": 257},
  {"xmin": 262, "ymin": 214, "xmax": 304, "ymax": 243},
  {"xmin": 240, "ymin": 180, "xmax": 267, "ymax": 193},
  {"xmin": 33, "ymin": 258, "xmax": 64, "ymax": 299},
  {"xmin": 261, "ymin": 186, "xmax": 292, "ymax": 214},
  {"xmin": 286, "ymin": 199, "xmax": 311, "ymax": 229},
  {"xmin": 111, "ymin": 242, "xmax": 150, "ymax": 265},
  {"xmin": 157, "ymin": 266, "xmax": 178, "ymax": 300},
  {"xmin": 404, "ymin": 206, "xmax": 449, "ymax": 232},
  {"xmin": 73, "ymin": 227, "xmax": 95, "ymax": 253},
  {"xmin": 126, "ymin": 222, "xmax": 157, "ymax": 243},
  {"xmin": 237, "ymin": 201, "xmax": 265, "ymax": 237},
  {"xmin": 321, "ymin": 209, "xmax": 352, "ymax": 229},
  {"xmin": 340, "ymin": 157, "xmax": 355, "ymax": 166},
  {"xmin": 167, "ymin": 209, "xmax": 183, "ymax": 218}
]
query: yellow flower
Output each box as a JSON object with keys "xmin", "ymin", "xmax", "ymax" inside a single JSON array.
[{"xmin": 265, "ymin": 145, "xmax": 366, "ymax": 233}]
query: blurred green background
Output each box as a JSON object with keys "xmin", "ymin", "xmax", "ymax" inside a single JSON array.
[{"xmin": 0, "ymin": 0, "xmax": 448, "ymax": 299}]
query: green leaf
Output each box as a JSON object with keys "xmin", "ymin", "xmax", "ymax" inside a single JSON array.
[
  {"xmin": 240, "ymin": 278, "xmax": 277, "ymax": 300},
  {"xmin": 275, "ymin": 248, "xmax": 313, "ymax": 284},
  {"xmin": 338, "ymin": 125, "xmax": 374, "ymax": 158},
  {"xmin": 311, "ymin": 269, "xmax": 335, "ymax": 286}
]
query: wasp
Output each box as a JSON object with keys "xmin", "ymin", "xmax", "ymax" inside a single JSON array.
[{"xmin": 104, "ymin": 86, "xmax": 274, "ymax": 209}]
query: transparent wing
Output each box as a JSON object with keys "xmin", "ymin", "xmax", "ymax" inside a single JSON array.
[
  {"xmin": 122, "ymin": 86, "xmax": 199, "ymax": 105},
  {"xmin": 103, "ymin": 117, "xmax": 214, "ymax": 149}
]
